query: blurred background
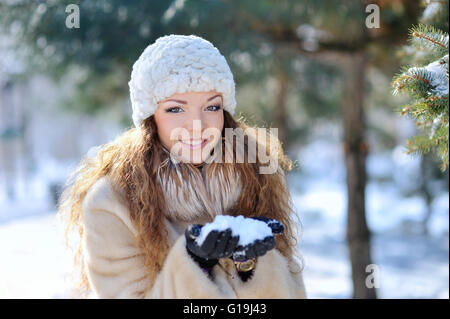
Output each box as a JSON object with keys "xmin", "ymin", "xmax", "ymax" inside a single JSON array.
[{"xmin": 0, "ymin": 0, "xmax": 448, "ymax": 298}]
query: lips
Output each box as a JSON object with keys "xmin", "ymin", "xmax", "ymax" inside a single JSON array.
[{"xmin": 180, "ymin": 139, "xmax": 209, "ymax": 149}]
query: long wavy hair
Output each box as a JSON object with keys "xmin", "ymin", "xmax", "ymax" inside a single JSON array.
[{"xmin": 58, "ymin": 110, "xmax": 302, "ymax": 297}]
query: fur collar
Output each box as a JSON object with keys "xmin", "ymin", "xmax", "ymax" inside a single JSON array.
[{"xmin": 157, "ymin": 144, "xmax": 243, "ymax": 223}]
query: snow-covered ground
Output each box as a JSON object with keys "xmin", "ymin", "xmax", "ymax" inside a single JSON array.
[
  {"xmin": 0, "ymin": 212, "xmax": 75, "ymax": 298},
  {"xmin": 292, "ymin": 139, "xmax": 449, "ymax": 299},
  {"xmin": 295, "ymin": 179, "xmax": 449, "ymax": 299},
  {"xmin": 0, "ymin": 139, "xmax": 448, "ymax": 298}
]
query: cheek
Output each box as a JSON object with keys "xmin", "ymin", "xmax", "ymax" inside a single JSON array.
[
  {"xmin": 161, "ymin": 125, "xmax": 184, "ymax": 148},
  {"xmin": 155, "ymin": 114, "xmax": 180, "ymax": 147},
  {"xmin": 203, "ymin": 113, "xmax": 224, "ymax": 144},
  {"xmin": 207, "ymin": 112, "xmax": 224, "ymax": 131}
]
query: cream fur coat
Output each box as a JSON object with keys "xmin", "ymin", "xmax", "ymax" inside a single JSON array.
[{"xmin": 81, "ymin": 147, "xmax": 307, "ymax": 299}]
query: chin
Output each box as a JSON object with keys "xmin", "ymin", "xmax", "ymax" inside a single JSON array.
[{"xmin": 187, "ymin": 154, "xmax": 204, "ymax": 164}]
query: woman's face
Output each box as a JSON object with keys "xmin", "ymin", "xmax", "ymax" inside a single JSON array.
[{"xmin": 154, "ymin": 90, "xmax": 224, "ymax": 164}]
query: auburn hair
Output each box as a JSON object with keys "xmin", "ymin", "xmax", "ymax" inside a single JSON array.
[{"xmin": 58, "ymin": 110, "xmax": 302, "ymax": 297}]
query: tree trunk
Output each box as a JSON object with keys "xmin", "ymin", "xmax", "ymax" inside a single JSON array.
[
  {"xmin": 274, "ymin": 71, "xmax": 288, "ymax": 146},
  {"xmin": 420, "ymin": 153, "xmax": 435, "ymax": 236},
  {"xmin": 342, "ymin": 51, "xmax": 377, "ymax": 299}
]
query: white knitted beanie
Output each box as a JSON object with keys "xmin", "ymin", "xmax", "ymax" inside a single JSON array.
[{"xmin": 128, "ymin": 34, "xmax": 237, "ymax": 128}]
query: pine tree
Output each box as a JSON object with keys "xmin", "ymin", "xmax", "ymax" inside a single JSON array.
[{"xmin": 392, "ymin": 0, "xmax": 449, "ymax": 172}]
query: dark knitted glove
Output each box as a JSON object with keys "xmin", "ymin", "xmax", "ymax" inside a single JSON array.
[
  {"xmin": 185, "ymin": 224, "xmax": 240, "ymax": 271},
  {"xmin": 231, "ymin": 217, "xmax": 284, "ymax": 262}
]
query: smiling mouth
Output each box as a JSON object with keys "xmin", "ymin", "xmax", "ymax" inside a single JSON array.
[{"xmin": 179, "ymin": 139, "xmax": 209, "ymax": 149}]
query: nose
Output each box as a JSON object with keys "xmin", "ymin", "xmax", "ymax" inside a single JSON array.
[{"xmin": 183, "ymin": 109, "xmax": 205, "ymax": 139}]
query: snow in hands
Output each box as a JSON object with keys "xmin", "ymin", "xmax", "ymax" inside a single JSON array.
[
  {"xmin": 195, "ymin": 215, "xmax": 275, "ymax": 260},
  {"xmin": 196, "ymin": 215, "xmax": 273, "ymax": 246}
]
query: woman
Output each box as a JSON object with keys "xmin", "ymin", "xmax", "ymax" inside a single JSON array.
[{"xmin": 58, "ymin": 34, "xmax": 307, "ymax": 298}]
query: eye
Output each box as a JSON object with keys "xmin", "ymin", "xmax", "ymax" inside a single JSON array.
[
  {"xmin": 165, "ymin": 106, "xmax": 183, "ymax": 113},
  {"xmin": 206, "ymin": 105, "xmax": 222, "ymax": 111}
]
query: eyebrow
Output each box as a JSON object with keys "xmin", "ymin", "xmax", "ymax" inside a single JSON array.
[{"xmin": 162, "ymin": 94, "xmax": 222, "ymax": 104}]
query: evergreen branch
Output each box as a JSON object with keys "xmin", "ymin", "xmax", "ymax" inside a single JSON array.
[
  {"xmin": 409, "ymin": 24, "xmax": 449, "ymax": 55},
  {"xmin": 413, "ymin": 30, "xmax": 447, "ymax": 49},
  {"xmin": 407, "ymin": 60, "xmax": 449, "ymax": 97},
  {"xmin": 394, "ymin": 4, "xmax": 449, "ymax": 172},
  {"xmin": 405, "ymin": 73, "xmax": 429, "ymax": 84},
  {"xmin": 392, "ymin": 67, "xmax": 433, "ymax": 99}
]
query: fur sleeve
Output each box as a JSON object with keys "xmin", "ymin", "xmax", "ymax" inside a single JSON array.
[
  {"xmin": 218, "ymin": 249, "xmax": 307, "ymax": 299},
  {"xmin": 233, "ymin": 250, "xmax": 307, "ymax": 298},
  {"xmin": 145, "ymin": 235, "xmax": 236, "ymax": 298},
  {"xmin": 81, "ymin": 176, "xmax": 236, "ymax": 299}
]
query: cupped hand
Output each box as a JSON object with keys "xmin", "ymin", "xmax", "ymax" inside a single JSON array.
[
  {"xmin": 232, "ymin": 217, "xmax": 284, "ymax": 262},
  {"xmin": 185, "ymin": 224, "xmax": 240, "ymax": 260}
]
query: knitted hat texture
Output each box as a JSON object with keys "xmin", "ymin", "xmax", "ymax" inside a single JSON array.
[{"xmin": 128, "ymin": 34, "xmax": 236, "ymax": 127}]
